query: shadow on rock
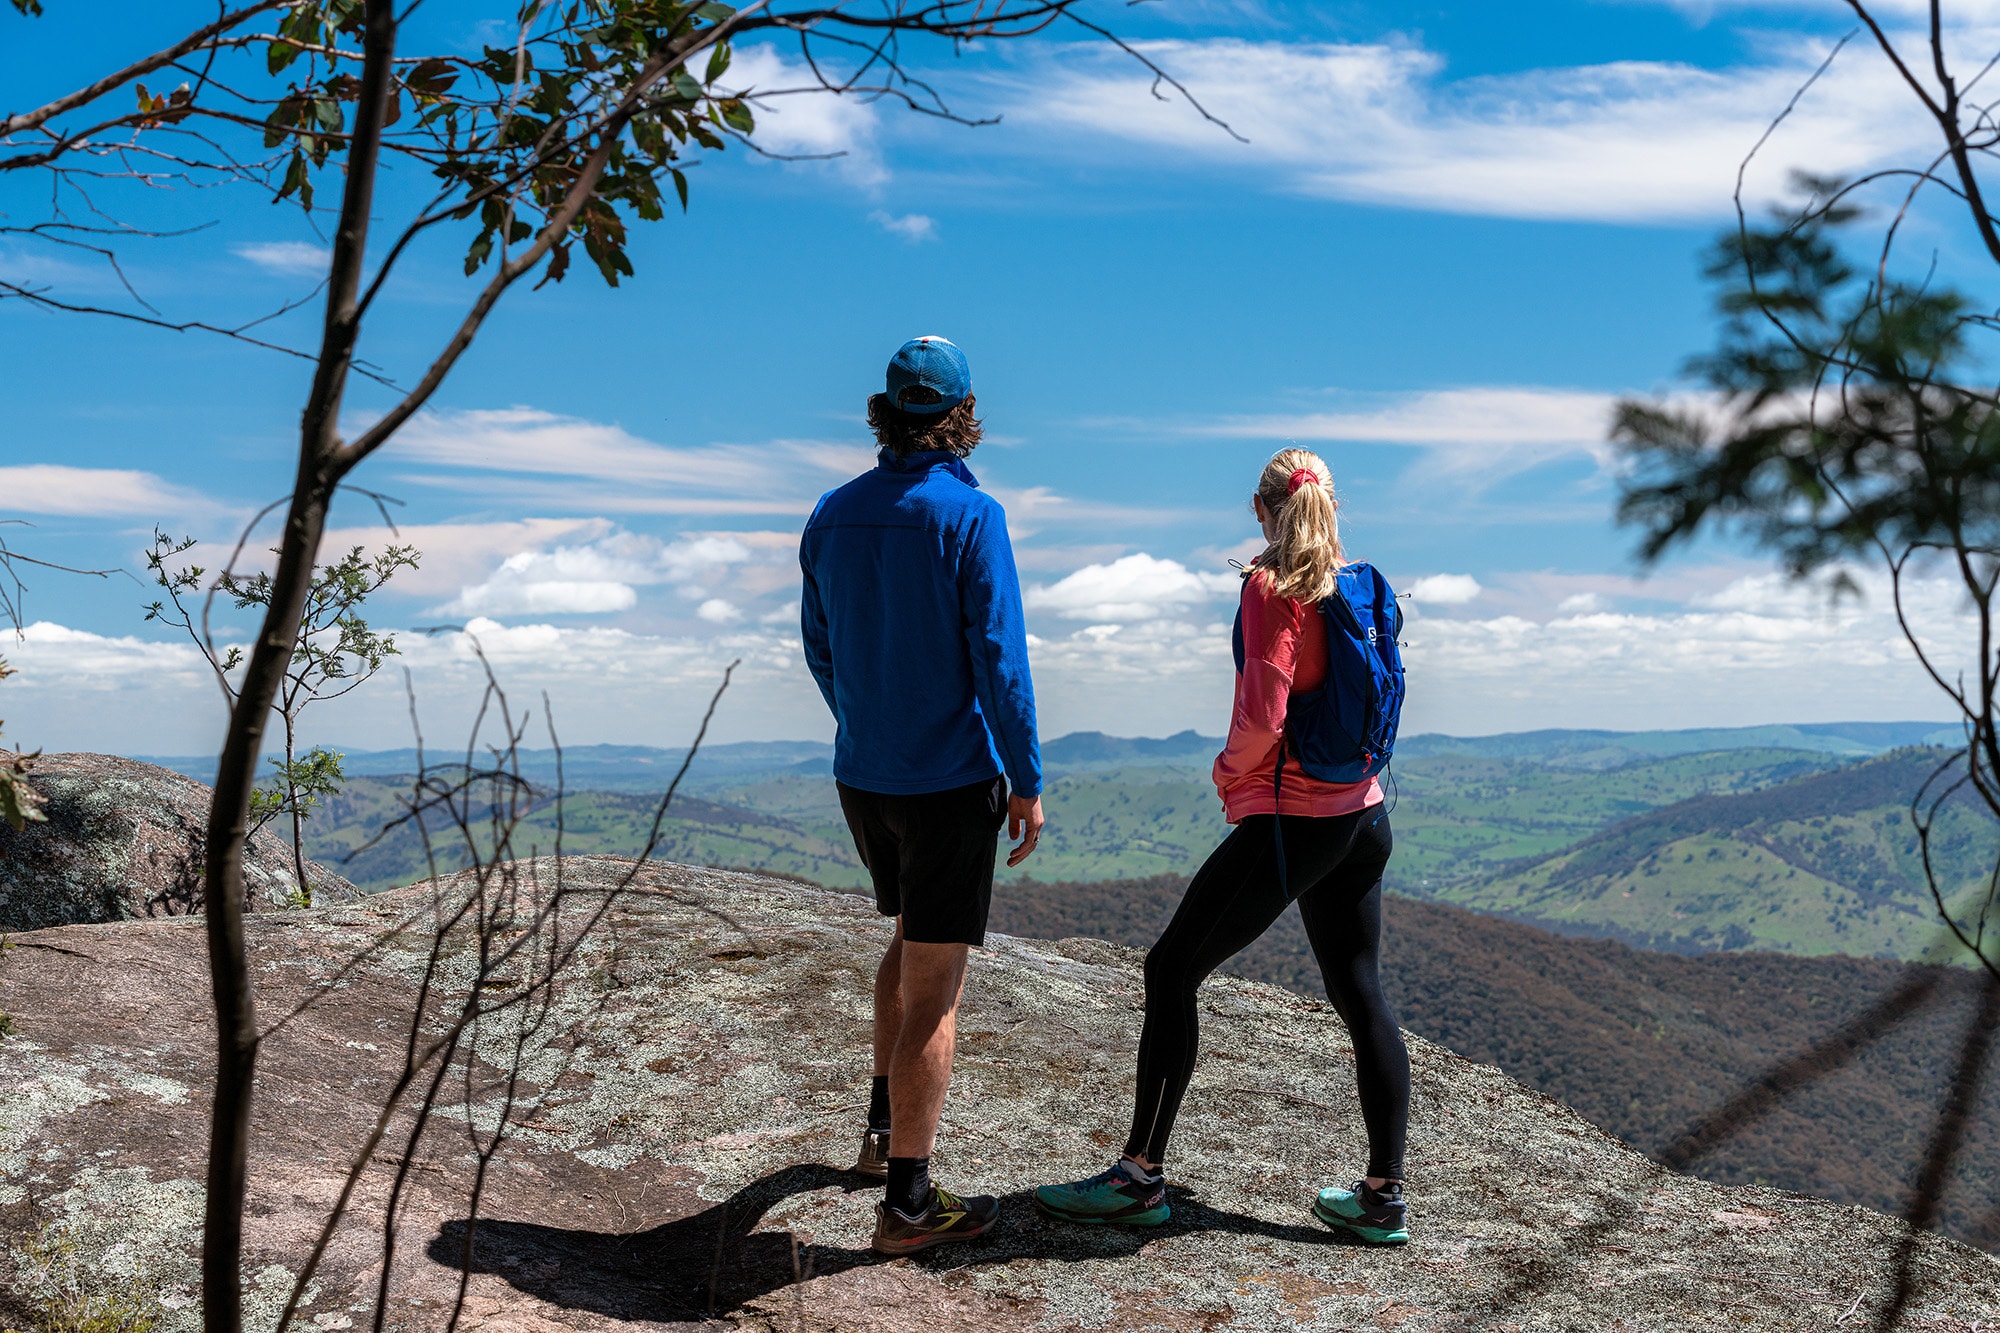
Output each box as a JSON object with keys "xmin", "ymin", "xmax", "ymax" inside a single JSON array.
[{"xmin": 433, "ymin": 1164, "xmax": 1356, "ymax": 1319}]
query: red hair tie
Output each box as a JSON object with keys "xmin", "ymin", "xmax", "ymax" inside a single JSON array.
[{"xmin": 1287, "ymin": 467, "xmax": 1319, "ymax": 496}]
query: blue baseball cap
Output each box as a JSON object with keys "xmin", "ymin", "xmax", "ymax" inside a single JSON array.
[{"xmin": 885, "ymin": 336, "xmax": 970, "ymax": 415}]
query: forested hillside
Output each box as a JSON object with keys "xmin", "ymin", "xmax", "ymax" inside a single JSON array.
[
  {"xmin": 1444, "ymin": 748, "xmax": 1994, "ymax": 960},
  {"xmin": 986, "ymin": 874, "xmax": 2000, "ymax": 1249}
]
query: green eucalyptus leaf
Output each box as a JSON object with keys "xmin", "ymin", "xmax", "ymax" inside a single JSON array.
[
  {"xmin": 464, "ymin": 232, "xmax": 494, "ymax": 275},
  {"xmin": 705, "ymin": 43, "xmax": 731, "ymax": 84},
  {"xmin": 276, "ymin": 151, "xmax": 309, "ymax": 203},
  {"xmin": 718, "ymin": 97, "xmax": 753, "ymax": 134},
  {"xmin": 695, "ymin": 2, "xmax": 736, "ymax": 19}
]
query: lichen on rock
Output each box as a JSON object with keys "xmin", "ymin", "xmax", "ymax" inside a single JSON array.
[{"xmin": 0, "ymin": 753, "xmax": 358, "ymax": 930}]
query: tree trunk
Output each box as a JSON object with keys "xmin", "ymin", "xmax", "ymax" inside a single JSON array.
[
  {"xmin": 200, "ymin": 5, "xmax": 396, "ymax": 1331},
  {"xmin": 200, "ymin": 483, "xmax": 333, "ymax": 1333},
  {"xmin": 285, "ymin": 712, "xmax": 310, "ymax": 907}
]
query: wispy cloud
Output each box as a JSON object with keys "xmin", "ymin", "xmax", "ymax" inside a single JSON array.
[
  {"xmin": 0, "ymin": 464, "xmax": 221, "ymax": 519},
  {"xmin": 722, "ymin": 44, "xmax": 885, "ymax": 186},
  {"xmin": 381, "ymin": 408, "xmax": 867, "ymax": 515},
  {"xmin": 1208, "ymin": 387, "xmax": 1616, "ymax": 448},
  {"xmin": 232, "ymin": 241, "xmax": 330, "ymax": 275},
  {"xmin": 1202, "ymin": 386, "xmax": 1621, "ymax": 479},
  {"xmin": 870, "ymin": 211, "xmax": 938, "ymax": 242},
  {"xmin": 1006, "ymin": 34, "xmax": 1927, "ymax": 222}
]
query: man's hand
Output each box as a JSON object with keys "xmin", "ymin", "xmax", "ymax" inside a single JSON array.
[{"xmin": 1006, "ymin": 793, "xmax": 1044, "ymax": 867}]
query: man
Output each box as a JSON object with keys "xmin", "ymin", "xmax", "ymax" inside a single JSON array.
[{"xmin": 799, "ymin": 335, "xmax": 1044, "ymax": 1256}]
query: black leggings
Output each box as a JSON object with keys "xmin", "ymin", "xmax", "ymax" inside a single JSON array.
[{"xmin": 1123, "ymin": 807, "xmax": 1408, "ymax": 1180}]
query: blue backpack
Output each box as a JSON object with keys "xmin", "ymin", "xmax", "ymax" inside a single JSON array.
[{"xmin": 1232, "ymin": 561, "xmax": 1406, "ymax": 898}]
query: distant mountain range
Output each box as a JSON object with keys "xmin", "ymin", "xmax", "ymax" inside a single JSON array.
[
  {"xmin": 1397, "ymin": 720, "xmax": 1961, "ymax": 767},
  {"xmin": 134, "ymin": 718, "xmax": 1958, "ymax": 787}
]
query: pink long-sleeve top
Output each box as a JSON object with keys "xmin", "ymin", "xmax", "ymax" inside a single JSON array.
[{"xmin": 1212, "ymin": 568, "xmax": 1384, "ymax": 823}]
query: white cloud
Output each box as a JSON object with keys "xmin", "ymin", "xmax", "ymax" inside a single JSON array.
[
  {"xmin": 442, "ymin": 577, "xmax": 639, "ymax": 617},
  {"xmin": 1020, "ymin": 566, "xmax": 1973, "ymax": 739},
  {"xmin": 11, "ymin": 566, "xmax": 1977, "ymax": 755},
  {"xmin": 2, "ymin": 620, "xmax": 219, "ymax": 688},
  {"xmin": 383, "ymin": 408, "xmax": 861, "ymax": 515},
  {"xmin": 1013, "ymin": 34, "xmax": 1928, "ymax": 222},
  {"xmin": 232, "ymin": 241, "xmax": 329, "ymax": 275},
  {"xmin": 721, "ymin": 44, "xmax": 884, "ymax": 185},
  {"xmin": 870, "ymin": 211, "xmax": 938, "ymax": 242},
  {"xmin": 320, "ymin": 518, "xmax": 614, "ymax": 598},
  {"xmin": 427, "ymin": 529, "xmax": 787, "ymax": 618},
  {"xmin": 697, "ymin": 598, "xmax": 742, "ymax": 624},
  {"xmin": 1557, "ymin": 592, "xmax": 1607, "ymax": 615},
  {"xmin": 1408, "ymin": 573, "xmax": 1484, "ymax": 605},
  {"xmin": 1398, "ymin": 569, "xmax": 1971, "ymax": 733},
  {"xmin": 1026, "ymin": 553, "xmax": 1238, "ymax": 622},
  {"xmin": 1206, "ymin": 387, "xmax": 1620, "ymax": 478},
  {"xmin": 0, "ymin": 465, "xmax": 219, "ymax": 519},
  {"xmin": 1637, "ymin": 0, "xmax": 2000, "ymax": 17},
  {"xmin": 3, "ymin": 611, "xmax": 826, "ymax": 754}
]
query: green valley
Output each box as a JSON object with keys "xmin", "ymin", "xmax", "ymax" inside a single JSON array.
[
  {"xmin": 180, "ymin": 721, "xmax": 1990, "ymax": 964},
  {"xmin": 1440, "ymin": 748, "xmax": 1995, "ymax": 961}
]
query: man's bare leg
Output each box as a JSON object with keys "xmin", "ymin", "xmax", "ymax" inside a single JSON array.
[
  {"xmin": 873, "ymin": 926, "xmax": 905, "ymax": 1080},
  {"xmin": 887, "ymin": 935, "xmax": 969, "ymax": 1162}
]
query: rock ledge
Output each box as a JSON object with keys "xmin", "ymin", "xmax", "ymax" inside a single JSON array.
[{"xmin": 0, "ymin": 855, "xmax": 1993, "ymax": 1332}]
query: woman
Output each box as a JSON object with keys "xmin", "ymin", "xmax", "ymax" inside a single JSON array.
[{"xmin": 1032, "ymin": 447, "xmax": 1411, "ymax": 1246}]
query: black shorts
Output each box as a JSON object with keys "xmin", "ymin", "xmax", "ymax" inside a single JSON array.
[{"xmin": 837, "ymin": 776, "xmax": 1007, "ymax": 947}]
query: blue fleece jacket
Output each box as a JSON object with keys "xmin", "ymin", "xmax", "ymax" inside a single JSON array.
[{"xmin": 799, "ymin": 449, "xmax": 1042, "ymax": 798}]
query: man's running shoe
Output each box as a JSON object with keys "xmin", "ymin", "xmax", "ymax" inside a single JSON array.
[
  {"xmin": 871, "ymin": 1186, "xmax": 1000, "ymax": 1256},
  {"xmin": 852, "ymin": 1127, "xmax": 890, "ymax": 1180},
  {"xmin": 1312, "ymin": 1180, "xmax": 1409, "ymax": 1246},
  {"xmin": 1034, "ymin": 1162, "xmax": 1170, "ymax": 1227}
]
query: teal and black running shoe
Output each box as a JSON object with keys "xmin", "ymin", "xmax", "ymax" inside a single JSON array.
[
  {"xmin": 1312, "ymin": 1180, "xmax": 1409, "ymax": 1246},
  {"xmin": 1034, "ymin": 1162, "xmax": 1171, "ymax": 1226}
]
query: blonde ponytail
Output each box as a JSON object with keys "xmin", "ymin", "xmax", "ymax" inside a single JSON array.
[{"xmin": 1254, "ymin": 448, "xmax": 1342, "ymax": 602}]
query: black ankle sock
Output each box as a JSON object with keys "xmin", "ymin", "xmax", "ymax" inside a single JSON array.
[
  {"xmin": 867, "ymin": 1075, "xmax": 891, "ymax": 1133},
  {"xmin": 886, "ymin": 1156, "xmax": 932, "ymax": 1216},
  {"xmin": 1362, "ymin": 1180, "xmax": 1404, "ymax": 1204}
]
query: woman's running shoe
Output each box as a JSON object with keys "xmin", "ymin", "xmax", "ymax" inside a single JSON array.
[
  {"xmin": 1312, "ymin": 1180, "xmax": 1409, "ymax": 1246},
  {"xmin": 853, "ymin": 1127, "xmax": 890, "ymax": 1180},
  {"xmin": 1033, "ymin": 1162, "xmax": 1171, "ymax": 1226},
  {"xmin": 871, "ymin": 1186, "xmax": 1000, "ymax": 1255}
]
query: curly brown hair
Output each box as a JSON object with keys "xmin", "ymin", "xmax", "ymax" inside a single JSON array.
[{"xmin": 867, "ymin": 393, "xmax": 983, "ymax": 458}]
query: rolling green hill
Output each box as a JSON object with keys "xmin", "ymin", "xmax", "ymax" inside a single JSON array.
[{"xmin": 1439, "ymin": 748, "xmax": 1995, "ymax": 961}]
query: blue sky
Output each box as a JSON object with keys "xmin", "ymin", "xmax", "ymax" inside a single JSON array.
[{"xmin": 1, "ymin": 0, "xmax": 1981, "ymax": 754}]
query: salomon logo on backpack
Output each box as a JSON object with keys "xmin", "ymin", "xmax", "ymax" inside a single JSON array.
[{"xmin": 1233, "ymin": 561, "xmax": 1406, "ymax": 783}]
